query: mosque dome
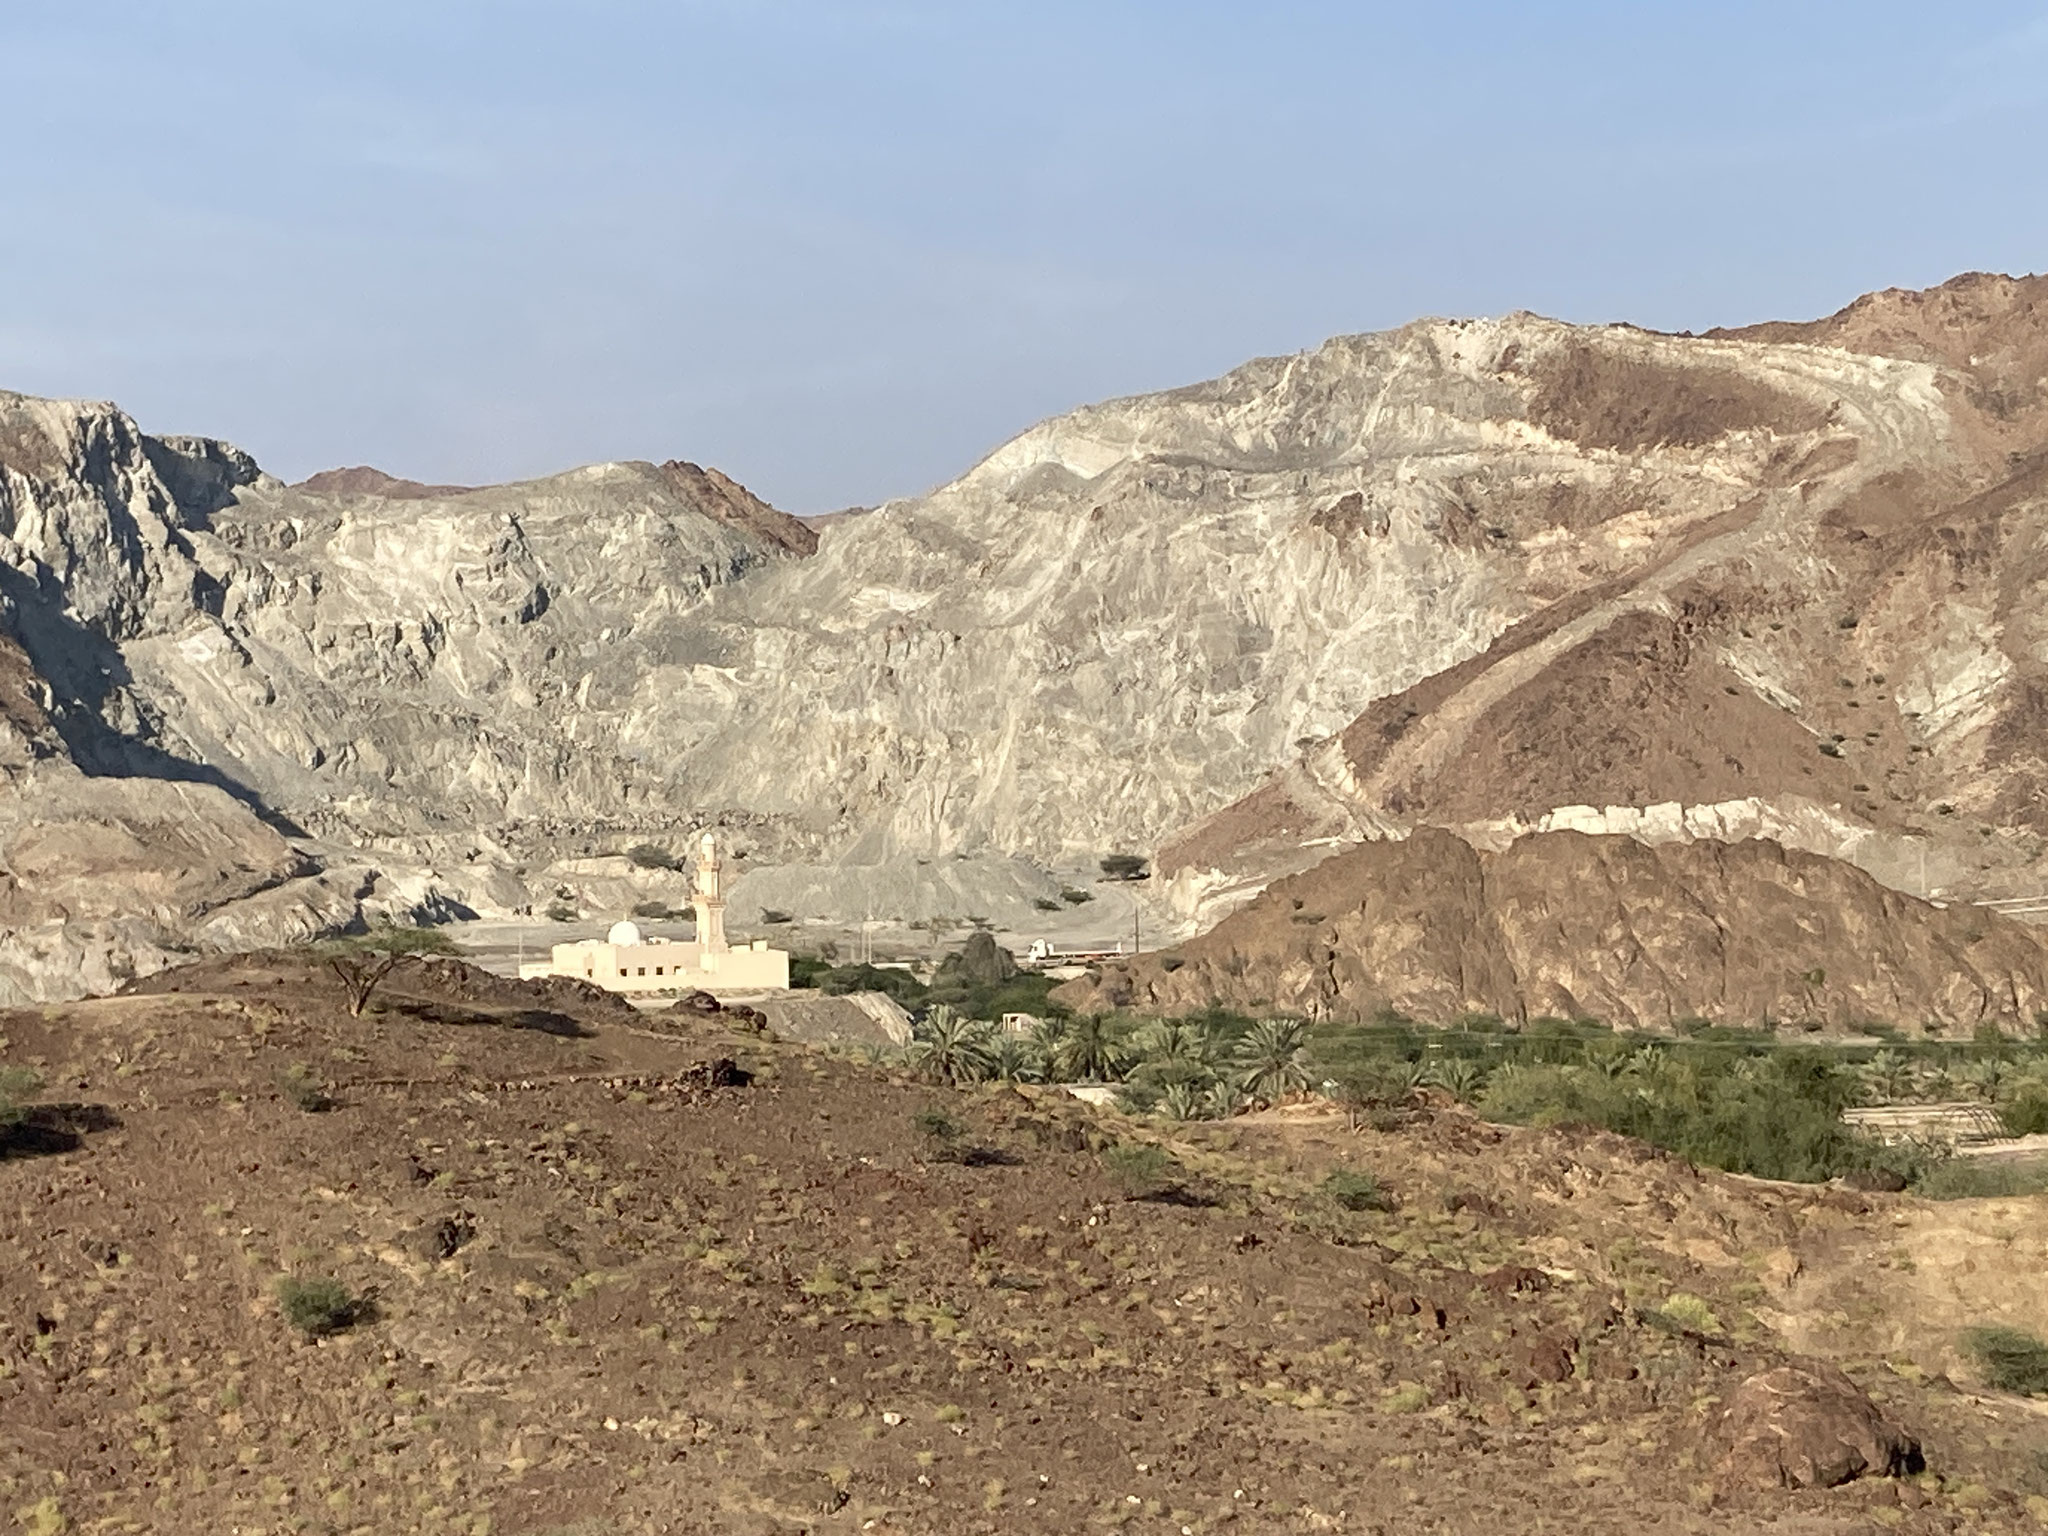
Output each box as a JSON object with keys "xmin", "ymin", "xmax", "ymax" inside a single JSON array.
[{"xmin": 606, "ymin": 919, "xmax": 645, "ymax": 947}]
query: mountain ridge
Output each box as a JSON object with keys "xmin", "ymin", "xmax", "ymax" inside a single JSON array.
[{"xmin": 4, "ymin": 273, "xmax": 2047, "ymax": 1010}]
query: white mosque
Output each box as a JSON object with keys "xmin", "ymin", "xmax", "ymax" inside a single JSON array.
[{"xmin": 521, "ymin": 832, "xmax": 790, "ymax": 995}]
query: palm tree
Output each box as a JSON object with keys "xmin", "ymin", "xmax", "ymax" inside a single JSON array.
[
  {"xmin": 1958, "ymin": 1058, "xmax": 2006, "ymax": 1102},
  {"xmin": 1057, "ymin": 1014, "xmax": 1130, "ymax": 1082},
  {"xmin": 1422, "ymin": 1056, "xmax": 1486, "ymax": 1103},
  {"xmin": 1584, "ymin": 1041, "xmax": 1635, "ymax": 1080},
  {"xmin": 1234, "ymin": 1018, "xmax": 1312, "ymax": 1103},
  {"xmin": 988, "ymin": 1032, "xmax": 1047, "ymax": 1084},
  {"xmin": 909, "ymin": 1004, "xmax": 995, "ymax": 1086},
  {"xmin": 1136, "ymin": 1018, "xmax": 1213, "ymax": 1069},
  {"xmin": 1158, "ymin": 1081, "xmax": 1207, "ymax": 1122},
  {"xmin": 1203, "ymin": 1077, "xmax": 1248, "ymax": 1120},
  {"xmin": 1620, "ymin": 1046, "xmax": 1669, "ymax": 1084},
  {"xmin": 1029, "ymin": 1014, "xmax": 1071, "ymax": 1063},
  {"xmin": 1918, "ymin": 1062, "xmax": 1964, "ymax": 1102},
  {"xmin": 1859, "ymin": 1049, "xmax": 1913, "ymax": 1104}
]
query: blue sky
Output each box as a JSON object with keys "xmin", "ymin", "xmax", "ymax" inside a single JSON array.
[{"xmin": 3, "ymin": 2, "xmax": 2045, "ymax": 510}]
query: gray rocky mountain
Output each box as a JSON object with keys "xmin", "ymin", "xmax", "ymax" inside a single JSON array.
[{"xmin": 4, "ymin": 272, "xmax": 2047, "ymax": 1006}]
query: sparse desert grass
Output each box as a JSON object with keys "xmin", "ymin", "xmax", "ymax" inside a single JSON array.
[
  {"xmin": 912, "ymin": 1107, "xmax": 965, "ymax": 1159},
  {"xmin": 0, "ymin": 1064, "xmax": 38, "ymax": 1128},
  {"xmin": 1916, "ymin": 1157, "xmax": 2048, "ymax": 1200},
  {"xmin": 1100, "ymin": 1142, "xmax": 1178, "ymax": 1198},
  {"xmin": 1323, "ymin": 1169, "xmax": 1394, "ymax": 1212},
  {"xmin": 277, "ymin": 1063, "xmax": 335, "ymax": 1113}
]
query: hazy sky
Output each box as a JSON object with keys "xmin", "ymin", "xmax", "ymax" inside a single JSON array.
[{"xmin": 5, "ymin": 3, "xmax": 2046, "ymax": 511}]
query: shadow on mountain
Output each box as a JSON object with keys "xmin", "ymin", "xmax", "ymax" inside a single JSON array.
[{"xmin": 0, "ymin": 567, "xmax": 307, "ymax": 836}]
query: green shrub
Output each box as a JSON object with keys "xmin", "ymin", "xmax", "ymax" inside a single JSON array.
[
  {"xmin": 1059, "ymin": 887, "xmax": 1092, "ymax": 906},
  {"xmin": 913, "ymin": 1108, "xmax": 963, "ymax": 1152},
  {"xmin": 1963, "ymin": 1326, "xmax": 2048, "ymax": 1394},
  {"xmin": 818, "ymin": 963, "xmax": 929, "ymax": 1005},
  {"xmin": 788, "ymin": 954, "xmax": 833, "ymax": 989},
  {"xmin": 544, "ymin": 901, "xmax": 577, "ymax": 922},
  {"xmin": 1033, "ymin": 897, "xmax": 1061, "ymax": 912},
  {"xmin": 277, "ymin": 1276, "xmax": 365, "ymax": 1337},
  {"xmin": 1101, "ymin": 1143, "xmax": 1177, "ymax": 1198},
  {"xmin": 1651, "ymin": 1292, "xmax": 1723, "ymax": 1336},
  {"xmin": 2002, "ymin": 1094, "xmax": 2048, "ymax": 1137},
  {"xmin": 1477, "ymin": 1046, "xmax": 1889, "ymax": 1184},
  {"xmin": 1323, "ymin": 1169, "xmax": 1393, "ymax": 1212},
  {"xmin": 1098, "ymin": 854, "xmax": 1148, "ymax": 882},
  {"xmin": 625, "ymin": 843, "xmax": 677, "ymax": 870},
  {"xmin": 760, "ymin": 908, "xmax": 794, "ymax": 926}
]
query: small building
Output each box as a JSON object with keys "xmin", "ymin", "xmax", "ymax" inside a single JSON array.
[{"xmin": 520, "ymin": 833, "xmax": 790, "ymax": 995}]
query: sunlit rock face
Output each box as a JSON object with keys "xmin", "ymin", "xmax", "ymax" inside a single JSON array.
[
  {"xmin": 1157, "ymin": 275, "xmax": 2048, "ymax": 922},
  {"xmin": 680, "ymin": 305, "xmax": 1945, "ymax": 868},
  {"xmin": 5, "ymin": 272, "xmax": 2048, "ymax": 1002}
]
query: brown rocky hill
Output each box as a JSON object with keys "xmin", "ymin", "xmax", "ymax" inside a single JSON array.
[
  {"xmin": 1159, "ymin": 271, "xmax": 2048, "ymax": 938},
  {"xmin": 293, "ymin": 466, "xmax": 478, "ymax": 499},
  {"xmin": 1062, "ymin": 828, "xmax": 2048, "ymax": 1031},
  {"xmin": 4, "ymin": 954, "xmax": 2043, "ymax": 1532}
]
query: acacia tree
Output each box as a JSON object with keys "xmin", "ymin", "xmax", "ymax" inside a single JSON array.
[{"xmin": 317, "ymin": 926, "xmax": 458, "ymax": 1016}]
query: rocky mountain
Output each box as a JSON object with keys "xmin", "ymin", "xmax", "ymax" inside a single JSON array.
[
  {"xmin": 1055, "ymin": 826, "xmax": 2048, "ymax": 1031},
  {"xmin": 4, "ymin": 272, "xmax": 2047, "ymax": 1010},
  {"xmin": 0, "ymin": 393, "xmax": 823, "ymax": 997},
  {"xmin": 1158, "ymin": 274, "xmax": 2048, "ymax": 930}
]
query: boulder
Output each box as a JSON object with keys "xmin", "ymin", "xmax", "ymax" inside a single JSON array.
[{"xmin": 1711, "ymin": 1362, "xmax": 1921, "ymax": 1489}]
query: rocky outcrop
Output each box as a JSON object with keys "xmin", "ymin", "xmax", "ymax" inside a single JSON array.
[
  {"xmin": 752, "ymin": 991, "xmax": 913, "ymax": 1049},
  {"xmin": 1710, "ymin": 1362, "xmax": 1921, "ymax": 1489},
  {"xmin": 1054, "ymin": 827, "xmax": 2048, "ymax": 1032}
]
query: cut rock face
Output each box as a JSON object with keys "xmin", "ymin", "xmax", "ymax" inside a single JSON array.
[{"xmin": 1711, "ymin": 1362, "xmax": 1922, "ymax": 1489}]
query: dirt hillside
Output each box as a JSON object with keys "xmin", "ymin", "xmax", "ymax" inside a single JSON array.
[
  {"xmin": 3, "ymin": 955, "xmax": 2047, "ymax": 1532},
  {"xmin": 1067, "ymin": 829, "xmax": 2048, "ymax": 1031}
]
